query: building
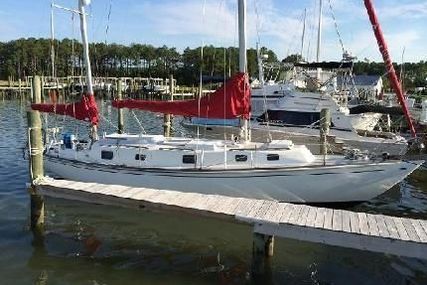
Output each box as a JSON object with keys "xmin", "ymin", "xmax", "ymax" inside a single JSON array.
[{"xmin": 352, "ymin": 75, "xmax": 383, "ymax": 101}]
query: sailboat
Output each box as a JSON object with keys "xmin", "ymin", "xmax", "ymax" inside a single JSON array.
[{"xmin": 33, "ymin": 0, "xmax": 422, "ymax": 203}]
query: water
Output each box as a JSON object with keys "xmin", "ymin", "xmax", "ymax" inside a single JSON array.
[{"xmin": 1, "ymin": 99, "xmax": 427, "ymax": 284}]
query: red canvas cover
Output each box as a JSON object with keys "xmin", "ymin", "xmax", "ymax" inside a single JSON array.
[
  {"xmin": 112, "ymin": 72, "xmax": 251, "ymax": 119},
  {"xmin": 31, "ymin": 93, "xmax": 99, "ymax": 125}
]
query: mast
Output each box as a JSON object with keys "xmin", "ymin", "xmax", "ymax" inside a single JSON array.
[
  {"xmin": 78, "ymin": 0, "xmax": 94, "ymax": 95},
  {"xmin": 78, "ymin": 0, "xmax": 98, "ymax": 139},
  {"xmin": 238, "ymin": 0, "xmax": 249, "ymax": 142},
  {"xmin": 363, "ymin": 0, "xmax": 416, "ymax": 137},
  {"xmin": 316, "ymin": 0, "xmax": 323, "ymax": 62},
  {"xmin": 50, "ymin": 0, "xmax": 55, "ymax": 78},
  {"xmin": 316, "ymin": 0, "xmax": 323, "ymax": 82},
  {"xmin": 301, "ymin": 8, "xmax": 306, "ymax": 59}
]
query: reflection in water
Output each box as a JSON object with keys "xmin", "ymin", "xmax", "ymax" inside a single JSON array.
[{"xmin": 1, "ymin": 99, "xmax": 427, "ymax": 284}]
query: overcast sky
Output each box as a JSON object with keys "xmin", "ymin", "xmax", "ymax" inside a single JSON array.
[{"xmin": 0, "ymin": 0, "xmax": 426, "ymax": 62}]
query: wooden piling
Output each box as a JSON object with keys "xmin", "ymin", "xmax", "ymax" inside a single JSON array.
[
  {"xmin": 163, "ymin": 75, "xmax": 174, "ymax": 137},
  {"xmin": 117, "ymin": 79, "xmax": 124, "ymax": 134},
  {"xmin": 252, "ymin": 232, "xmax": 274, "ymax": 276},
  {"xmin": 320, "ymin": 108, "xmax": 330, "ymax": 165},
  {"xmin": 27, "ymin": 75, "xmax": 45, "ymax": 230},
  {"xmin": 18, "ymin": 79, "xmax": 22, "ymax": 96}
]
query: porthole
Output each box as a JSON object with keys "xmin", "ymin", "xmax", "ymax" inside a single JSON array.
[
  {"xmin": 101, "ymin": 150, "xmax": 113, "ymax": 160},
  {"xmin": 267, "ymin": 154, "xmax": 279, "ymax": 161},
  {"xmin": 183, "ymin": 155, "xmax": 196, "ymax": 164},
  {"xmin": 235, "ymin": 154, "xmax": 248, "ymax": 162},
  {"xmin": 135, "ymin": 154, "xmax": 146, "ymax": 161}
]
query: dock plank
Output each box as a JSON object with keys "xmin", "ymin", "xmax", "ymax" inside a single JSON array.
[
  {"xmin": 383, "ymin": 216, "xmax": 400, "ymax": 239},
  {"xmin": 279, "ymin": 204, "xmax": 295, "ymax": 224},
  {"xmin": 341, "ymin": 211, "xmax": 351, "ymax": 233},
  {"xmin": 402, "ymin": 219, "xmax": 421, "ymax": 243},
  {"xmin": 393, "ymin": 217, "xmax": 410, "ymax": 241},
  {"xmin": 269, "ymin": 204, "xmax": 287, "ymax": 224},
  {"xmin": 287, "ymin": 205, "xmax": 303, "ymax": 225},
  {"xmin": 332, "ymin": 210, "xmax": 343, "ymax": 232},
  {"xmin": 257, "ymin": 202, "xmax": 280, "ymax": 222},
  {"xmin": 411, "ymin": 220, "xmax": 427, "ymax": 243},
  {"xmin": 295, "ymin": 206, "xmax": 310, "ymax": 226},
  {"xmin": 367, "ymin": 214, "xmax": 379, "ymax": 236},
  {"xmin": 374, "ymin": 215, "xmax": 390, "ymax": 238},
  {"xmin": 358, "ymin": 213, "xmax": 369, "ymax": 235},
  {"xmin": 235, "ymin": 199, "xmax": 258, "ymax": 219},
  {"xmin": 348, "ymin": 211, "xmax": 360, "ymax": 234},
  {"xmin": 323, "ymin": 208, "xmax": 334, "ymax": 230},
  {"xmin": 305, "ymin": 207, "xmax": 317, "ymax": 227},
  {"xmin": 314, "ymin": 208, "xmax": 326, "ymax": 229}
]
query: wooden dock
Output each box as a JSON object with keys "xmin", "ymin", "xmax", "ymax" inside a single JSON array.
[{"xmin": 35, "ymin": 178, "xmax": 427, "ymax": 266}]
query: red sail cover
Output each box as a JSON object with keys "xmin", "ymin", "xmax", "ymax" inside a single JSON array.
[
  {"xmin": 31, "ymin": 94, "xmax": 99, "ymax": 125},
  {"xmin": 113, "ymin": 72, "xmax": 251, "ymax": 119}
]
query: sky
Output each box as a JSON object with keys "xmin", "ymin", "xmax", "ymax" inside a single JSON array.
[{"xmin": 0, "ymin": 0, "xmax": 426, "ymax": 63}]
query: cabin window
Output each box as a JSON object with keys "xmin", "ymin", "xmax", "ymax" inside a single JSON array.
[
  {"xmin": 267, "ymin": 154, "xmax": 280, "ymax": 161},
  {"xmin": 135, "ymin": 154, "xmax": 146, "ymax": 161},
  {"xmin": 101, "ymin": 150, "xmax": 114, "ymax": 160},
  {"xmin": 235, "ymin": 154, "xmax": 248, "ymax": 162},
  {"xmin": 182, "ymin": 155, "xmax": 196, "ymax": 164}
]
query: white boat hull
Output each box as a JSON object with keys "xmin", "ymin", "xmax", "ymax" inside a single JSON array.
[{"xmin": 44, "ymin": 156, "xmax": 421, "ymax": 203}]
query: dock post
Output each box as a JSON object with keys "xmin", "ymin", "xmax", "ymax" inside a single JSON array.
[
  {"xmin": 27, "ymin": 75, "xmax": 45, "ymax": 230},
  {"xmin": 252, "ymin": 232, "xmax": 274, "ymax": 277},
  {"xmin": 18, "ymin": 78, "xmax": 22, "ymax": 97},
  {"xmin": 163, "ymin": 75, "xmax": 174, "ymax": 137},
  {"xmin": 320, "ymin": 108, "xmax": 330, "ymax": 165},
  {"xmin": 116, "ymin": 79, "xmax": 124, "ymax": 134}
]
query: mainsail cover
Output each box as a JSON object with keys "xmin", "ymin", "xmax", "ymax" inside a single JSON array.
[
  {"xmin": 31, "ymin": 94, "xmax": 99, "ymax": 125},
  {"xmin": 112, "ymin": 72, "xmax": 251, "ymax": 119}
]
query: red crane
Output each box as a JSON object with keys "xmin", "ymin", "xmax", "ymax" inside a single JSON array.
[{"xmin": 363, "ymin": 0, "xmax": 416, "ymax": 137}]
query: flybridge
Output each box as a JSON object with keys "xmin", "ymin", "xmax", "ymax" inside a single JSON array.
[{"xmin": 294, "ymin": 61, "xmax": 354, "ymax": 70}]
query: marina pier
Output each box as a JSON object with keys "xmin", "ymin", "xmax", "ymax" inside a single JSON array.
[{"xmin": 34, "ymin": 177, "xmax": 427, "ymax": 276}]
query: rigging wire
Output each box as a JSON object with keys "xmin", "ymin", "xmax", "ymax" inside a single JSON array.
[
  {"xmin": 105, "ymin": 0, "xmax": 112, "ymax": 45},
  {"xmin": 253, "ymin": 0, "xmax": 272, "ymax": 142},
  {"xmin": 104, "ymin": 0, "xmax": 112, "ymax": 80},
  {"xmin": 327, "ymin": 0, "xmax": 346, "ymax": 56},
  {"xmin": 196, "ymin": 0, "xmax": 207, "ymax": 143}
]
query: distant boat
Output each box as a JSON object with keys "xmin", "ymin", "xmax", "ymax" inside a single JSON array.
[{"xmin": 183, "ymin": 62, "xmax": 408, "ymax": 156}]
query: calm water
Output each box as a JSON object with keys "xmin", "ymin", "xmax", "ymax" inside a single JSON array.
[{"xmin": 0, "ymin": 99, "xmax": 427, "ymax": 285}]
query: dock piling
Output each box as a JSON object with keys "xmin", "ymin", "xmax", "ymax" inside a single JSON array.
[
  {"xmin": 117, "ymin": 79, "xmax": 124, "ymax": 134},
  {"xmin": 163, "ymin": 75, "xmax": 174, "ymax": 137},
  {"xmin": 252, "ymin": 232, "xmax": 274, "ymax": 276},
  {"xmin": 27, "ymin": 75, "xmax": 45, "ymax": 230},
  {"xmin": 320, "ymin": 108, "xmax": 330, "ymax": 165}
]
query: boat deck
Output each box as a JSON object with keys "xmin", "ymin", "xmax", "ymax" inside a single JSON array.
[{"xmin": 36, "ymin": 178, "xmax": 427, "ymax": 260}]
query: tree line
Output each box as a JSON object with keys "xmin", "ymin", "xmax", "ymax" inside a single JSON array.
[
  {"xmin": 0, "ymin": 38, "xmax": 278, "ymax": 85},
  {"xmin": 0, "ymin": 38, "xmax": 425, "ymax": 90}
]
